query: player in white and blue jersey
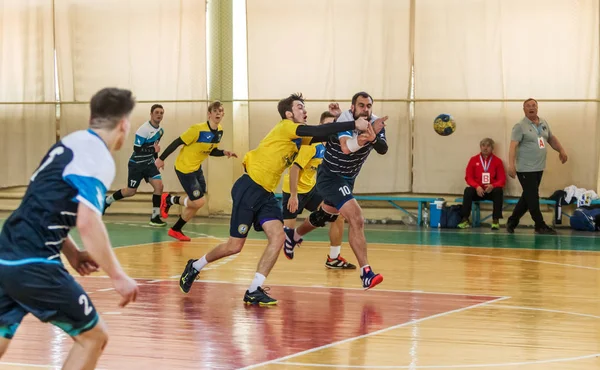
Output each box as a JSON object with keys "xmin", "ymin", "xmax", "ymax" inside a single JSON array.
[
  {"xmin": 283, "ymin": 92, "xmax": 388, "ymax": 290},
  {"xmin": 104, "ymin": 104, "xmax": 166, "ymax": 226},
  {"xmin": 0, "ymin": 88, "xmax": 139, "ymax": 369}
]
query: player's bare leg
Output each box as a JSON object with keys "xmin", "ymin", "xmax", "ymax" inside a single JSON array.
[
  {"xmin": 283, "ymin": 218, "xmax": 297, "ymax": 229},
  {"xmin": 0, "ymin": 337, "xmax": 10, "ymax": 357},
  {"xmin": 324, "ymin": 215, "xmax": 356, "ymax": 269},
  {"xmin": 64, "ymin": 319, "xmax": 109, "ymax": 370},
  {"xmin": 243, "ymin": 220, "xmax": 285, "ymax": 305},
  {"xmin": 179, "ymin": 236, "xmax": 246, "ymax": 293},
  {"xmin": 148, "ymin": 178, "xmax": 166, "ymax": 227}
]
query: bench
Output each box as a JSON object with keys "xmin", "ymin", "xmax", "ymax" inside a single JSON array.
[
  {"xmin": 454, "ymin": 197, "xmax": 557, "ymax": 227},
  {"xmin": 274, "ymin": 194, "xmax": 437, "ymax": 225}
]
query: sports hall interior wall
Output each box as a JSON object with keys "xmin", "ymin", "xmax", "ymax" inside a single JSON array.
[{"xmin": 0, "ymin": 0, "xmax": 599, "ymax": 225}]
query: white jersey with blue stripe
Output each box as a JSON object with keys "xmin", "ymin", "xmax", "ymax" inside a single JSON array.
[
  {"xmin": 0, "ymin": 129, "xmax": 114, "ymax": 262},
  {"xmin": 129, "ymin": 121, "xmax": 164, "ymax": 164},
  {"xmin": 322, "ymin": 110, "xmax": 385, "ymax": 179}
]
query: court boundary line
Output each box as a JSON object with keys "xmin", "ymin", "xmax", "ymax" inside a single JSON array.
[
  {"xmin": 239, "ymin": 296, "xmax": 510, "ymax": 370},
  {"xmin": 102, "ymin": 219, "xmax": 600, "ymax": 254},
  {"xmin": 275, "ymin": 352, "xmax": 600, "ymax": 368}
]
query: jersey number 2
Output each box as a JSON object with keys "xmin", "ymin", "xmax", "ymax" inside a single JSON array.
[
  {"xmin": 79, "ymin": 294, "xmax": 93, "ymax": 316},
  {"xmin": 31, "ymin": 146, "xmax": 65, "ymax": 181}
]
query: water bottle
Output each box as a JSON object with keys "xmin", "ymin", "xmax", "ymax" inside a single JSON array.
[{"xmin": 423, "ymin": 209, "xmax": 429, "ymax": 228}]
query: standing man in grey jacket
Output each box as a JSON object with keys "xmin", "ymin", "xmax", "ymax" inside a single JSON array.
[{"xmin": 506, "ymin": 98, "xmax": 568, "ymax": 234}]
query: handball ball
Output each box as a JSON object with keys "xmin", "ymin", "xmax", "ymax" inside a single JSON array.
[{"xmin": 433, "ymin": 114, "xmax": 456, "ymax": 136}]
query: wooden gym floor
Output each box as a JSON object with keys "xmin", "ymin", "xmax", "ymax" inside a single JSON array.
[{"xmin": 1, "ymin": 214, "xmax": 600, "ymax": 369}]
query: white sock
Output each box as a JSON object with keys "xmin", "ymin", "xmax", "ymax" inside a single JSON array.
[
  {"xmin": 248, "ymin": 272, "xmax": 266, "ymax": 293},
  {"xmin": 192, "ymin": 256, "xmax": 208, "ymax": 272},
  {"xmin": 183, "ymin": 197, "xmax": 189, "ymax": 207},
  {"xmin": 152, "ymin": 207, "xmax": 160, "ymax": 218},
  {"xmin": 105, "ymin": 195, "xmax": 115, "ymax": 205},
  {"xmin": 329, "ymin": 246, "xmax": 341, "ymax": 259},
  {"xmin": 170, "ymin": 195, "xmax": 177, "ymax": 205},
  {"xmin": 294, "ymin": 229, "xmax": 303, "ymax": 242},
  {"xmin": 360, "ymin": 265, "xmax": 371, "ymax": 277}
]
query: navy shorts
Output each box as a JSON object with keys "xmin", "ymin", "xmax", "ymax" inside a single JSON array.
[
  {"xmin": 316, "ymin": 166, "xmax": 356, "ymax": 210},
  {"xmin": 229, "ymin": 174, "xmax": 283, "ymax": 238},
  {"xmin": 281, "ymin": 187, "xmax": 323, "ymax": 219},
  {"xmin": 127, "ymin": 161, "xmax": 161, "ymax": 189},
  {"xmin": 176, "ymin": 167, "xmax": 207, "ymax": 201},
  {"xmin": 0, "ymin": 261, "xmax": 98, "ymax": 339}
]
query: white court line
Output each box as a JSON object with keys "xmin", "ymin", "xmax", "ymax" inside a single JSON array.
[
  {"xmin": 276, "ymin": 353, "xmax": 600, "ymax": 368},
  {"xmin": 239, "ymin": 296, "xmax": 510, "ymax": 370},
  {"xmin": 0, "ymin": 362, "xmax": 55, "ymax": 368},
  {"xmin": 269, "ymin": 303, "xmax": 600, "ymax": 369}
]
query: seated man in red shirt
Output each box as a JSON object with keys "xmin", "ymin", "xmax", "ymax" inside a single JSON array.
[{"xmin": 458, "ymin": 138, "xmax": 506, "ymax": 230}]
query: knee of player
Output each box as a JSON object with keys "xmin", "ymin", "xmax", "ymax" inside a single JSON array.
[
  {"xmin": 309, "ymin": 208, "xmax": 339, "ymax": 228},
  {"xmin": 227, "ymin": 237, "xmax": 246, "ymax": 254},
  {"xmin": 189, "ymin": 197, "xmax": 205, "ymax": 209},
  {"xmin": 124, "ymin": 188, "xmax": 137, "ymax": 196},
  {"xmin": 154, "ymin": 182, "xmax": 164, "ymax": 193},
  {"xmin": 345, "ymin": 212, "xmax": 365, "ymax": 228},
  {"xmin": 492, "ymin": 187, "xmax": 503, "ymax": 194},
  {"xmin": 78, "ymin": 320, "xmax": 109, "ymax": 350}
]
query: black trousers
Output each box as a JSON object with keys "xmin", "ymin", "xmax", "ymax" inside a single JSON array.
[
  {"xmin": 461, "ymin": 186, "xmax": 504, "ymax": 220},
  {"xmin": 508, "ymin": 171, "xmax": 545, "ymax": 227}
]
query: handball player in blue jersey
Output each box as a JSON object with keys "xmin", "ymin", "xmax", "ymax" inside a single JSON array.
[{"xmin": 0, "ymin": 88, "xmax": 139, "ymax": 369}]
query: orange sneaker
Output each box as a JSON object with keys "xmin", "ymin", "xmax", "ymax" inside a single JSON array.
[
  {"xmin": 160, "ymin": 193, "xmax": 171, "ymax": 219},
  {"xmin": 168, "ymin": 228, "xmax": 191, "ymax": 242}
]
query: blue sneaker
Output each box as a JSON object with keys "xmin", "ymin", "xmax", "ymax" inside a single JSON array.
[
  {"xmin": 283, "ymin": 226, "xmax": 302, "ymax": 260},
  {"xmin": 361, "ymin": 266, "xmax": 384, "ymax": 290}
]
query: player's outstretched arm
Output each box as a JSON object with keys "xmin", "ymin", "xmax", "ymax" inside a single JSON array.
[
  {"xmin": 77, "ymin": 203, "xmax": 138, "ymax": 307},
  {"xmin": 209, "ymin": 148, "xmax": 238, "ymax": 158},
  {"xmin": 297, "ymin": 116, "xmax": 369, "ymax": 139}
]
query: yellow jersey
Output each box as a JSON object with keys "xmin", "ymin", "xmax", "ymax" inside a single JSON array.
[
  {"xmin": 243, "ymin": 119, "xmax": 311, "ymax": 193},
  {"xmin": 282, "ymin": 143, "xmax": 326, "ymax": 194},
  {"xmin": 175, "ymin": 122, "xmax": 223, "ymax": 174}
]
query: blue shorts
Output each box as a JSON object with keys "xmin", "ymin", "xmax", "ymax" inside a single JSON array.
[
  {"xmin": 128, "ymin": 161, "xmax": 161, "ymax": 189},
  {"xmin": 0, "ymin": 261, "xmax": 98, "ymax": 339},
  {"xmin": 316, "ymin": 166, "xmax": 356, "ymax": 210},
  {"xmin": 229, "ymin": 174, "xmax": 283, "ymax": 238},
  {"xmin": 281, "ymin": 187, "xmax": 323, "ymax": 219},
  {"xmin": 176, "ymin": 167, "xmax": 207, "ymax": 201}
]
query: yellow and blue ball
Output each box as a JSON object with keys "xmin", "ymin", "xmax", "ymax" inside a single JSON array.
[{"xmin": 433, "ymin": 114, "xmax": 456, "ymax": 136}]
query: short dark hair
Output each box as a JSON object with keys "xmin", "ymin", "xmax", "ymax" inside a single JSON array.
[
  {"xmin": 523, "ymin": 98, "xmax": 538, "ymax": 106},
  {"xmin": 319, "ymin": 111, "xmax": 336, "ymax": 123},
  {"xmin": 277, "ymin": 93, "xmax": 304, "ymax": 119},
  {"xmin": 89, "ymin": 88, "xmax": 136, "ymax": 129},
  {"xmin": 151, "ymin": 104, "xmax": 163, "ymax": 113},
  {"xmin": 208, "ymin": 100, "xmax": 223, "ymax": 113},
  {"xmin": 351, "ymin": 91, "xmax": 373, "ymax": 106}
]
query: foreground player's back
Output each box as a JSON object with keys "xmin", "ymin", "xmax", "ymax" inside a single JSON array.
[{"xmin": 0, "ymin": 129, "xmax": 114, "ymax": 261}]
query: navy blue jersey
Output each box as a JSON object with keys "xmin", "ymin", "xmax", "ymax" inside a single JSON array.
[
  {"xmin": 130, "ymin": 121, "xmax": 164, "ymax": 164},
  {"xmin": 322, "ymin": 110, "xmax": 387, "ymax": 179},
  {"xmin": 0, "ymin": 129, "xmax": 115, "ymax": 261}
]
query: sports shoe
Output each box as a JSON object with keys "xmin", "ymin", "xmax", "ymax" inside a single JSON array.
[
  {"xmin": 149, "ymin": 216, "xmax": 166, "ymax": 227},
  {"xmin": 283, "ymin": 226, "xmax": 302, "ymax": 260},
  {"xmin": 169, "ymin": 228, "xmax": 191, "ymax": 241},
  {"xmin": 491, "ymin": 223, "xmax": 500, "ymax": 230},
  {"xmin": 457, "ymin": 220, "xmax": 471, "ymax": 229},
  {"xmin": 325, "ymin": 255, "xmax": 357, "ymax": 269},
  {"xmin": 243, "ymin": 286, "xmax": 277, "ymax": 306},
  {"xmin": 179, "ymin": 259, "xmax": 200, "ymax": 293},
  {"xmin": 160, "ymin": 193, "xmax": 172, "ymax": 219},
  {"xmin": 535, "ymin": 224, "xmax": 557, "ymax": 235},
  {"xmin": 361, "ymin": 266, "xmax": 383, "ymax": 290}
]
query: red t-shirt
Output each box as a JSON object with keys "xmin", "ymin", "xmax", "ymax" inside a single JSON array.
[{"xmin": 465, "ymin": 154, "xmax": 506, "ymax": 189}]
